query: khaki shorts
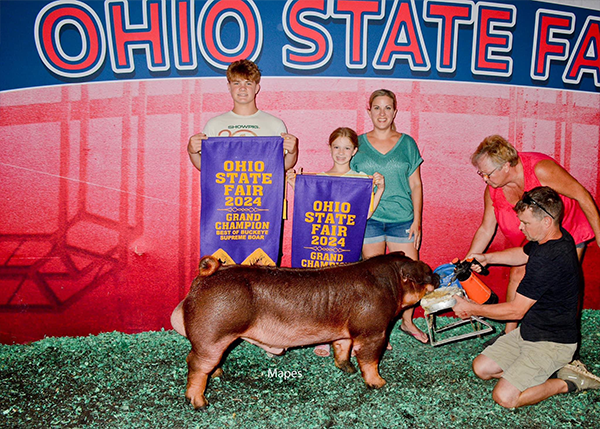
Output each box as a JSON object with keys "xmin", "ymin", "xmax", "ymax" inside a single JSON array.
[{"xmin": 482, "ymin": 327, "xmax": 576, "ymax": 392}]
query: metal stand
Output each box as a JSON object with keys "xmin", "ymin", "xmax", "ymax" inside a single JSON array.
[{"xmin": 426, "ymin": 312, "xmax": 494, "ymax": 347}]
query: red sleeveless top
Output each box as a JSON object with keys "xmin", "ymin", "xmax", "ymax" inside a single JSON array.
[{"xmin": 489, "ymin": 152, "xmax": 594, "ymax": 247}]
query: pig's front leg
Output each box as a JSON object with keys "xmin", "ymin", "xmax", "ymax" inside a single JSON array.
[{"xmin": 353, "ymin": 333, "xmax": 387, "ymax": 388}]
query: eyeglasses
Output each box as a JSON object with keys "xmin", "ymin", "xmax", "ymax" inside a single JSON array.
[
  {"xmin": 476, "ymin": 166, "xmax": 499, "ymax": 180},
  {"xmin": 522, "ymin": 193, "xmax": 555, "ymax": 219}
]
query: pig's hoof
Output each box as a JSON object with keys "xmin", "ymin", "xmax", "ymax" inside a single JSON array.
[
  {"xmin": 366, "ymin": 378, "xmax": 387, "ymax": 389},
  {"xmin": 335, "ymin": 360, "xmax": 357, "ymax": 374},
  {"xmin": 211, "ymin": 368, "xmax": 224, "ymax": 378},
  {"xmin": 187, "ymin": 394, "xmax": 209, "ymax": 409}
]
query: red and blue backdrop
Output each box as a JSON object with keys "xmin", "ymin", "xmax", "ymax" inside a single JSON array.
[{"xmin": 1, "ymin": 0, "xmax": 599, "ymax": 343}]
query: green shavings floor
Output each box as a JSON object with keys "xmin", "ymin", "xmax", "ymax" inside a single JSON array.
[{"xmin": 1, "ymin": 312, "xmax": 599, "ymax": 428}]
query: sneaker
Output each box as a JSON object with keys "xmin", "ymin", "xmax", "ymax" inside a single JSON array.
[
  {"xmin": 557, "ymin": 366, "xmax": 600, "ymax": 392},
  {"xmin": 568, "ymin": 359, "xmax": 588, "ymax": 372}
]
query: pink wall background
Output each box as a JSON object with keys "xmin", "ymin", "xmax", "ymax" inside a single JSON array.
[{"xmin": 1, "ymin": 78, "xmax": 599, "ymax": 343}]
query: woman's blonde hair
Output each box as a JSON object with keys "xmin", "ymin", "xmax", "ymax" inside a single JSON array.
[
  {"xmin": 471, "ymin": 135, "xmax": 519, "ymax": 168},
  {"xmin": 369, "ymin": 89, "xmax": 397, "ymax": 110}
]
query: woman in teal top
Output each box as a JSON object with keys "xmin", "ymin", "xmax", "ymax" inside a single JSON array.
[{"xmin": 351, "ymin": 89, "xmax": 426, "ymax": 343}]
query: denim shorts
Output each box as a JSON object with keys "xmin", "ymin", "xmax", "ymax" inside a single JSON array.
[{"xmin": 363, "ymin": 219, "xmax": 414, "ymax": 244}]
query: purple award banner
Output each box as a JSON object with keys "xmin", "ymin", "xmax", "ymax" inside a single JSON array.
[
  {"xmin": 291, "ymin": 174, "xmax": 373, "ymax": 268},
  {"xmin": 201, "ymin": 136, "xmax": 284, "ymax": 266}
]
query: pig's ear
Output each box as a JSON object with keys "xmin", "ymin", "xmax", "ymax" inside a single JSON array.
[{"xmin": 399, "ymin": 263, "xmax": 416, "ymax": 285}]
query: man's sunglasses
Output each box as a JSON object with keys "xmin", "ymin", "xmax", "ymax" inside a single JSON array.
[{"xmin": 522, "ymin": 193, "xmax": 554, "ymax": 219}]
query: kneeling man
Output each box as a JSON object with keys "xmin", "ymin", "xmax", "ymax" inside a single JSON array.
[{"xmin": 453, "ymin": 186, "xmax": 599, "ymax": 408}]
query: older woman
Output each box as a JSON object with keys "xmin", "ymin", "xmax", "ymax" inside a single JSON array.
[
  {"xmin": 466, "ymin": 135, "xmax": 600, "ymax": 337},
  {"xmin": 351, "ymin": 89, "xmax": 426, "ymax": 343}
]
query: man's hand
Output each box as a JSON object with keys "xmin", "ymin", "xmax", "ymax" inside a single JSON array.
[
  {"xmin": 465, "ymin": 253, "xmax": 488, "ymax": 273},
  {"xmin": 453, "ymin": 295, "xmax": 475, "ymax": 319}
]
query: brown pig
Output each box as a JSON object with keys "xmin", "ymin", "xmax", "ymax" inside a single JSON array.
[{"xmin": 181, "ymin": 251, "xmax": 439, "ymax": 408}]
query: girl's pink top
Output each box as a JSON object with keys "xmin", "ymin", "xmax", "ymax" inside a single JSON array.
[{"xmin": 489, "ymin": 152, "xmax": 594, "ymax": 247}]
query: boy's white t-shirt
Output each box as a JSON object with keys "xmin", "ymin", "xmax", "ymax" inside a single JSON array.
[{"xmin": 203, "ymin": 110, "xmax": 287, "ymax": 137}]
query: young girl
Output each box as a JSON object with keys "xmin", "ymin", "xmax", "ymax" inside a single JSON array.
[
  {"xmin": 288, "ymin": 127, "xmax": 385, "ymax": 356},
  {"xmin": 288, "ymin": 127, "xmax": 385, "ymax": 216}
]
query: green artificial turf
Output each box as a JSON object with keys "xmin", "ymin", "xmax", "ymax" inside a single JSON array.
[{"xmin": 1, "ymin": 312, "xmax": 599, "ymax": 428}]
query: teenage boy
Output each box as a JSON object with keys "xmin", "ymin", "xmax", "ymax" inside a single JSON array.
[
  {"xmin": 186, "ymin": 59, "xmax": 298, "ymax": 171},
  {"xmin": 173, "ymin": 60, "xmax": 298, "ymax": 339}
]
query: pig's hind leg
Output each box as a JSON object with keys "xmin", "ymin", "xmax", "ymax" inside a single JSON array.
[
  {"xmin": 170, "ymin": 301, "xmax": 186, "ymax": 337},
  {"xmin": 332, "ymin": 339, "xmax": 356, "ymax": 373},
  {"xmin": 185, "ymin": 337, "xmax": 234, "ymax": 409},
  {"xmin": 352, "ymin": 331, "xmax": 388, "ymax": 388}
]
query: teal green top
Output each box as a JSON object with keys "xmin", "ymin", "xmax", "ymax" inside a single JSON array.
[{"xmin": 350, "ymin": 133, "xmax": 423, "ymax": 223}]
